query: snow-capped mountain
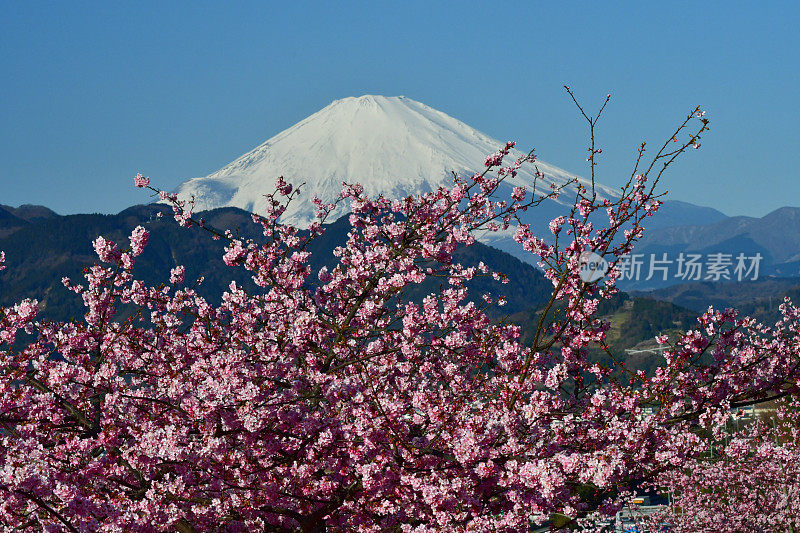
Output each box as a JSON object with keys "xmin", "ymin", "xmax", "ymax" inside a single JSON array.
[
  {"xmin": 169, "ymin": 95, "xmax": 725, "ymax": 262},
  {"xmin": 171, "ymin": 95, "xmax": 615, "ymax": 222}
]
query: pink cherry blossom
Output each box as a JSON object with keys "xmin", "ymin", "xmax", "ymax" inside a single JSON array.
[{"xmin": 133, "ymin": 173, "xmax": 150, "ymax": 188}]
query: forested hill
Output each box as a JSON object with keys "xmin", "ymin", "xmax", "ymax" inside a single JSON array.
[
  {"xmin": 1, "ymin": 203, "xmax": 726, "ymax": 375},
  {"xmin": 508, "ymin": 292, "xmax": 700, "ymax": 376},
  {"xmin": 0, "ymin": 204, "xmax": 552, "ymax": 322}
]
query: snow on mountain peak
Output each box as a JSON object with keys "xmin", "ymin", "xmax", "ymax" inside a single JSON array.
[{"xmin": 170, "ymin": 95, "xmax": 616, "ymax": 228}]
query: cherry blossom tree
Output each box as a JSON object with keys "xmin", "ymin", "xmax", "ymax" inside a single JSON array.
[
  {"xmin": 653, "ymin": 398, "xmax": 800, "ymax": 531},
  {"xmin": 2, "ymin": 92, "xmax": 797, "ymax": 532}
]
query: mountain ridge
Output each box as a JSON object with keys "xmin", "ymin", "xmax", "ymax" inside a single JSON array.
[
  {"xmin": 0, "ymin": 204, "xmax": 552, "ymax": 322},
  {"xmin": 637, "ymin": 205, "xmax": 800, "ymax": 264}
]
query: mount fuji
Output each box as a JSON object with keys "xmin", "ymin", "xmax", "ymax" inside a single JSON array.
[{"xmin": 169, "ymin": 95, "xmax": 726, "ymax": 262}]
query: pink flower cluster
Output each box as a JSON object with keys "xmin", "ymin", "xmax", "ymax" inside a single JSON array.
[
  {"xmin": 129, "ymin": 225, "xmax": 149, "ymax": 256},
  {"xmin": 484, "ymin": 140, "xmax": 516, "ymax": 167}
]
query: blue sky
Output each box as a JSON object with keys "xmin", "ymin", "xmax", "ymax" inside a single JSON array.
[{"xmin": 2, "ymin": 1, "xmax": 798, "ymax": 217}]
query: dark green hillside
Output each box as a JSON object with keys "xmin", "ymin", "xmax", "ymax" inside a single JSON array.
[
  {"xmin": 1, "ymin": 203, "xmax": 737, "ymax": 376},
  {"xmin": 509, "ymin": 292, "xmax": 699, "ymax": 376},
  {"xmin": 0, "ymin": 205, "xmax": 552, "ymax": 322},
  {"xmin": 0, "ymin": 206, "xmax": 261, "ymax": 322},
  {"xmin": 633, "ymin": 277, "xmax": 800, "ymax": 326}
]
